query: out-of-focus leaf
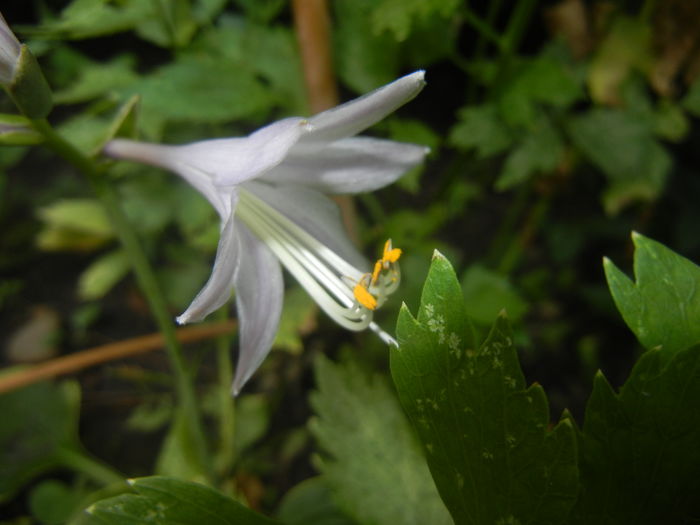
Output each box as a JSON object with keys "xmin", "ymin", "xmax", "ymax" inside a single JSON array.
[
  {"xmin": 497, "ymin": 116, "xmax": 565, "ymax": 190},
  {"xmin": 0, "ymin": 114, "xmax": 43, "ymax": 146},
  {"xmin": 654, "ymin": 100, "xmax": 689, "ymax": 142},
  {"xmin": 277, "ymin": 477, "xmax": 356, "ymax": 525},
  {"xmin": 392, "ymin": 251, "xmax": 578, "ymax": 524},
  {"xmin": 135, "ymin": 0, "xmax": 197, "ymax": 48},
  {"xmin": 498, "ymin": 56, "xmax": 583, "ymax": 127},
  {"xmin": 310, "ymin": 355, "xmax": 451, "ymax": 525},
  {"xmin": 567, "ymin": 108, "xmax": 670, "ymax": 213},
  {"xmin": 58, "ymin": 95, "xmax": 140, "ymax": 156},
  {"xmin": 54, "ymin": 57, "xmax": 138, "ymax": 105},
  {"xmin": 87, "ymin": 476, "xmax": 279, "ymax": 524},
  {"xmin": 122, "ymin": 56, "xmax": 272, "ymax": 125},
  {"xmin": 37, "ymin": 199, "xmax": 113, "ymax": 252},
  {"xmin": 681, "ymin": 76, "xmax": 700, "ymax": 116},
  {"xmin": 588, "ymin": 16, "xmax": 651, "ymax": 104},
  {"xmin": 230, "ymin": 394, "xmax": 270, "ymax": 455},
  {"xmin": 126, "ymin": 396, "xmax": 174, "ymax": 433},
  {"xmin": 371, "ymin": 0, "xmax": 460, "ymax": 41},
  {"xmin": 200, "ymin": 17, "xmax": 306, "ymax": 113},
  {"xmin": 28, "ymin": 0, "xmax": 152, "ymax": 39},
  {"xmin": 154, "ymin": 409, "xmax": 209, "ymax": 483},
  {"xmin": 572, "ymin": 345, "xmax": 700, "ymax": 523},
  {"xmin": 461, "ymin": 264, "xmax": 528, "ymax": 324},
  {"xmin": 0, "ymin": 381, "xmax": 82, "ymax": 502},
  {"xmin": 29, "ymin": 479, "xmax": 86, "ymax": 525},
  {"xmin": 274, "ymin": 287, "xmax": 317, "ymax": 354},
  {"xmin": 78, "ymin": 249, "xmax": 130, "ymax": 301},
  {"xmin": 332, "ymin": 0, "xmax": 400, "ymax": 93},
  {"xmin": 604, "ymin": 232, "xmax": 700, "ymax": 360},
  {"xmin": 232, "ymin": 0, "xmax": 286, "ymax": 22},
  {"xmin": 449, "ymin": 104, "xmax": 512, "ymax": 158}
]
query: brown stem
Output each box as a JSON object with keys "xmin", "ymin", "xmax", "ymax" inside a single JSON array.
[
  {"xmin": 0, "ymin": 320, "xmax": 236, "ymax": 394},
  {"xmin": 291, "ymin": 0, "xmax": 359, "ymax": 243}
]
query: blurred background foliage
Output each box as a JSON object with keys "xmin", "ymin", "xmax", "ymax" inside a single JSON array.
[{"xmin": 2, "ymin": 0, "xmax": 700, "ymax": 522}]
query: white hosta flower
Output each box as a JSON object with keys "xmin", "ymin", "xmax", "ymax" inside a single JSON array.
[
  {"xmin": 0, "ymin": 13, "xmax": 21, "ymax": 85},
  {"xmin": 104, "ymin": 71, "xmax": 428, "ymax": 393}
]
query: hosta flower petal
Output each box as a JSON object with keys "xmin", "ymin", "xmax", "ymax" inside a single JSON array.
[
  {"xmin": 231, "ymin": 225, "xmax": 284, "ymax": 395},
  {"xmin": 176, "ymin": 194, "xmax": 240, "ymax": 324},
  {"xmin": 299, "ymin": 70, "xmax": 426, "ymax": 144},
  {"xmin": 105, "ymin": 117, "xmax": 311, "ymax": 189},
  {"xmin": 198, "ymin": 117, "xmax": 312, "ymax": 185},
  {"xmin": 244, "ymin": 180, "xmax": 367, "ymax": 269},
  {"xmin": 262, "ymin": 136, "xmax": 429, "ymax": 194},
  {"xmin": 0, "ymin": 13, "xmax": 20, "ymax": 85}
]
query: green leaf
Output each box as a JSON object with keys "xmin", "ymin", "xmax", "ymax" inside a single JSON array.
[
  {"xmin": 448, "ymin": 104, "xmax": 513, "ymax": 158},
  {"xmin": 36, "ymin": 199, "xmax": 114, "ymax": 252},
  {"xmin": 682, "ymin": 75, "xmax": 700, "ymax": 116},
  {"xmin": 135, "ymin": 0, "xmax": 197, "ymax": 48},
  {"xmin": 78, "ymin": 250, "xmax": 130, "ymax": 301},
  {"xmin": 0, "ymin": 114, "xmax": 43, "ymax": 146},
  {"xmin": 572, "ymin": 345, "xmax": 700, "ymax": 523},
  {"xmin": 370, "ymin": 0, "xmax": 461, "ymax": 41},
  {"xmin": 30, "ymin": 0, "xmax": 153, "ymax": 39},
  {"xmin": 310, "ymin": 354, "xmax": 451, "ymax": 525},
  {"xmin": 58, "ymin": 95, "xmax": 140, "ymax": 157},
  {"xmin": 200, "ymin": 17, "xmax": 307, "ymax": 114},
  {"xmin": 123, "ymin": 56, "xmax": 273, "ymax": 125},
  {"xmin": 587, "ymin": 16, "xmax": 651, "ymax": 105},
  {"xmin": 273, "ymin": 287, "xmax": 318, "ymax": 354},
  {"xmin": 497, "ymin": 116, "xmax": 565, "ymax": 190},
  {"xmin": 54, "ymin": 56, "xmax": 138, "ymax": 105},
  {"xmin": 29, "ymin": 479, "xmax": 86, "ymax": 525},
  {"xmin": 567, "ymin": 108, "xmax": 670, "ymax": 213},
  {"xmin": 332, "ymin": 0, "xmax": 400, "ymax": 93},
  {"xmin": 154, "ymin": 409, "xmax": 209, "ymax": 482},
  {"xmin": 461, "ymin": 264, "xmax": 528, "ymax": 324},
  {"xmin": 88, "ymin": 476, "xmax": 279, "ymax": 524},
  {"xmin": 392, "ymin": 251, "xmax": 579, "ymax": 524},
  {"xmin": 277, "ymin": 477, "xmax": 356, "ymax": 525},
  {"xmin": 604, "ymin": 232, "xmax": 700, "ymax": 359},
  {"xmin": 654, "ymin": 99, "xmax": 689, "ymax": 142},
  {"xmin": 0, "ymin": 381, "xmax": 82, "ymax": 502}
]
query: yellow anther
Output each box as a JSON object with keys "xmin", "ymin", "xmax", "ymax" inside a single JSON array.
[
  {"xmin": 353, "ymin": 273, "xmax": 377, "ymax": 310},
  {"xmin": 382, "ymin": 239, "xmax": 402, "ymax": 264},
  {"xmin": 371, "ymin": 259, "xmax": 383, "ymax": 285}
]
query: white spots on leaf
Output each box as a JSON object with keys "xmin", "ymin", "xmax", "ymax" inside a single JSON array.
[
  {"xmin": 504, "ymin": 375, "xmax": 516, "ymax": 389},
  {"xmin": 506, "ymin": 434, "xmax": 516, "ymax": 448},
  {"xmin": 481, "ymin": 449, "xmax": 494, "ymax": 460}
]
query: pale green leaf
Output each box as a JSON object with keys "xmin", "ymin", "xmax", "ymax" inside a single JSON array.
[{"xmin": 310, "ymin": 354, "xmax": 451, "ymax": 525}]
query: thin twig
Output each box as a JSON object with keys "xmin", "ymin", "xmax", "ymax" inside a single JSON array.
[{"xmin": 0, "ymin": 320, "xmax": 236, "ymax": 394}]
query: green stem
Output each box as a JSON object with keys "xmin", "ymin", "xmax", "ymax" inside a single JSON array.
[
  {"xmin": 462, "ymin": 5, "xmax": 506, "ymax": 52},
  {"xmin": 502, "ymin": 0, "xmax": 539, "ymax": 56},
  {"xmin": 30, "ymin": 118, "xmax": 210, "ymax": 477},
  {"xmin": 55, "ymin": 446, "xmax": 125, "ymax": 487}
]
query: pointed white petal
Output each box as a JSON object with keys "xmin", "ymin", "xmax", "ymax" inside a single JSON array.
[
  {"xmin": 197, "ymin": 117, "xmax": 311, "ymax": 185},
  {"xmin": 105, "ymin": 117, "xmax": 311, "ymax": 188},
  {"xmin": 262, "ymin": 136, "xmax": 429, "ymax": 194},
  {"xmin": 243, "ymin": 180, "xmax": 368, "ymax": 269},
  {"xmin": 301, "ymin": 70, "xmax": 426, "ymax": 144},
  {"xmin": 176, "ymin": 194, "xmax": 240, "ymax": 324},
  {"xmin": 231, "ymin": 225, "xmax": 284, "ymax": 395},
  {"xmin": 104, "ymin": 139, "xmax": 234, "ymax": 219}
]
